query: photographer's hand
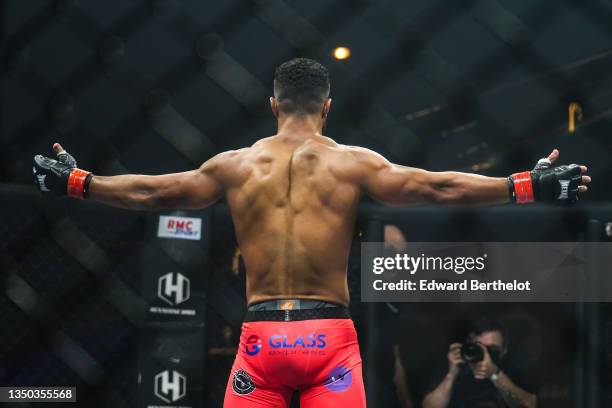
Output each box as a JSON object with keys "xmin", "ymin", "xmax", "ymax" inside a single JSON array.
[
  {"xmin": 470, "ymin": 344, "xmax": 498, "ymax": 380},
  {"xmin": 471, "ymin": 344, "xmax": 537, "ymax": 408},
  {"xmin": 447, "ymin": 343, "xmax": 463, "ymax": 378}
]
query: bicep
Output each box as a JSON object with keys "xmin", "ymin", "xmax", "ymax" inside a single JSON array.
[
  {"xmin": 360, "ymin": 155, "xmax": 440, "ymax": 205},
  {"xmin": 176, "ymin": 169, "xmax": 224, "ymax": 209},
  {"xmin": 153, "ymin": 157, "xmax": 225, "ymax": 209}
]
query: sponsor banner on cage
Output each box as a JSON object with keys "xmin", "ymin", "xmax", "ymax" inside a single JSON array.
[
  {"xmin": 149, "ymin": 272, "xmax": 197, "ymax": 317},
  {"xmin": 137, "ymin": 328, "xmax": 204, "ymax": 408},
  {"xmin": 139, "ymin": 241, "xmax": 206, "ymax": 322},
  {"xmin": 157, "ymin": 216, "xmax": 202, "ymax": 240},
  {"xmin": 361, "ymin": 242, "xmax": 612, "ymax": 302}
]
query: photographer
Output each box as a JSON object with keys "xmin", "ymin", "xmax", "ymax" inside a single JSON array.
[{"xmin": 423, "ymin": 317, "xmax": 536, "ymax": 408}]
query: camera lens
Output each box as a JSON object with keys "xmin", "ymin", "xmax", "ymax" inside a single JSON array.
[{"xmin": 461, "ymin": 342, "xmax": 484, "ymax": 363}]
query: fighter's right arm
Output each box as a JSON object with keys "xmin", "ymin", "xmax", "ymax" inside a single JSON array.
[
  {"xmin": 33, "ymin": 143, "xmax": 237, "ymax": 210},
  {"xmin": 88, "ymin": 152, "xmax": 228, "ymax": 210}
]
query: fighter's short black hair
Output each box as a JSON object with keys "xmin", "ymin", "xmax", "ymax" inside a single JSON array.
[
  {"xmin": 469, "ymin": 317, "xmax": 508, "ymax": 346},
  {"xmin": 273, "ymin": 58, "xmax": 330, "ymax": 115}
]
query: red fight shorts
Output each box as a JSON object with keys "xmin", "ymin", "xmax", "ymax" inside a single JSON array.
[{"xmin": 223, "ymin": 308, "xmax": 365, "ymax": 407}]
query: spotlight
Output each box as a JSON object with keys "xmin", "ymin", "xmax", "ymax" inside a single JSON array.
[{"xmin": 333, "ymin": 46, "xmax": 351, "ymax": 60}]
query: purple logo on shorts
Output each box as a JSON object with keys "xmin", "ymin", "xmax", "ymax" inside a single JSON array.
[{"xmin": 324, "ymin": 365, "xmax": 353, "ymax": 393}]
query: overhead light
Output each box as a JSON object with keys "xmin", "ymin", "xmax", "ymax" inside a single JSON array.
[{"xmin": 333, "ymin": 46, "xmax": 351, "ymax": 60}]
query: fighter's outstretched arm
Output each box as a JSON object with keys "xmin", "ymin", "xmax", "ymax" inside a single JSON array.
[
  {"xmin": 88, "ymin": 167, "xmax": 222, "ymax": 210},
  {"xmin": 355, "ymin": 147, "xmax": 590, "ymax": 206},
  {"xmin": 33, "ymin": 143, "xmax": 227, "ymax": 210}
]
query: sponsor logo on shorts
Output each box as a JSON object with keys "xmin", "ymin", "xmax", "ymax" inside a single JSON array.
[
  {"xmin": 324, "ymin": 365, "xmax": 353, "ymax": 393},
  {"xmin": 232, "ymin": 370, "xmax": 256, "ymax": 395},
  {"xmin": 245, "ymin": 335, "xmax": 262, "ymax": 356},
  {"xmin": 268, "ymin": 334, "xmax": 327, "ymax": 349}
]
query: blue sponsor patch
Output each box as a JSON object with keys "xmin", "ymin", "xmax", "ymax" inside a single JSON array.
[{"xmin": 324, "ymin": 365, "xmax": 353, "ymax": 393}]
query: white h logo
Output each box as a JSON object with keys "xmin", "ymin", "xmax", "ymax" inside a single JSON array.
[
  {"xmin": 158, "ymin": 272, "xmax": 190, "ymax": 305},
  {"xmin": 154, "ymin": 370, "xmax": 186, "ymax": 403},
  {"xmin": 558, "ymin": 180, "xmax": 570, "ymax": 199}
]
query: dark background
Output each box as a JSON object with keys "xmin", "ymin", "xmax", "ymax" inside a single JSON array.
[{"xmin": 1, "ymin": 1, "xmax": 612, "ymax": 407}]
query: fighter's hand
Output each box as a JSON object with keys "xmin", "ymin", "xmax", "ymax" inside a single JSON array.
[
  {"xmin": 447, "ymin": 343, "xmax": 463, "ymax": 378},
  {"xmin": 33, "ymin": 143, "xmax": 93, "ymax": 199},
  {"xmin": 470, "ymin": 344, "xmax": 498, "ymax": 380},
  {"xmin": 509, "ymin": 148, "xmax": 591, "ymax": 205}
]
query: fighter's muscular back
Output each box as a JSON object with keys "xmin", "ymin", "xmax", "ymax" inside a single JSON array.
[
  {"xmin": 86, "ymin": 128, "xmax": 510, "ymax": 307},
  {"xmin": 222, "ymin": 132, "xmax": 363, "ymax": 307}
]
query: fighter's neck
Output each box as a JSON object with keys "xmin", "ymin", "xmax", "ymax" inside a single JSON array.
[{"xmin": 276, "ymin": 114, "xmax": 324, "ymax": 136}]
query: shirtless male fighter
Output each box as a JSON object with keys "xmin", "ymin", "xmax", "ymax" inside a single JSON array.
[{"xmin": 33, "ymin": 58, "xmax": 590, "ymax": 407}]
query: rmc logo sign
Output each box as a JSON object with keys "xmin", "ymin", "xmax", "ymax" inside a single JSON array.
[
  {"xmin": 158, "ymin": 272, "xmax": 190, "ymax": 306},
  {"xmin": 154, "ymin": 370, "xmax": 187, "ymax": 403}
]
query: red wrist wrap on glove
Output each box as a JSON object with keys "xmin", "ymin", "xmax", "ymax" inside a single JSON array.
[
  {"xmin": 511, "ymin": 171, "xmax": 534, "ymax": 204},
  {"xmin": 67, "ymin": 168, "xmax": 91, "ymax": 199}
]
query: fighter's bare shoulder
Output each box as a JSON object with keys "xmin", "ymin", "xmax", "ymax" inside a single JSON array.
[
  {"xmin": 196, "ymin": 147, "xmax": 253, "ymax": 190},
  {"xmin": 339, "ymin": 144, "xmax": 385, "ymax": 158},
  {"xmin": 327, "ymin": 144, "xmax": 391, "ymax": 183},
  {"xmin": 336, "ymin": 144, "xmax": 390, "ymax": 169},
  {"xmin": 203, "ymin": 148, "xmax": 250, "ymax": 168},
  {"xmin": 251, "ymin": 135, "xmax": 278, "ymax": 146}
]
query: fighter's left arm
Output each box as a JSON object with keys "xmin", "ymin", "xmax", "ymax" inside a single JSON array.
[{"xmin": 355, "ymin": 147, "xmax": 590, "ymax": 207}]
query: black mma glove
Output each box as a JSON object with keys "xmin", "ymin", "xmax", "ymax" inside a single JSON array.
[
  {"xmin": 508, "ymin": 156, "xmax": 582, "ymax": 205},
  {"xmin": 33, "ymin": 148, "xmax": 93, "ymax": 199}
]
